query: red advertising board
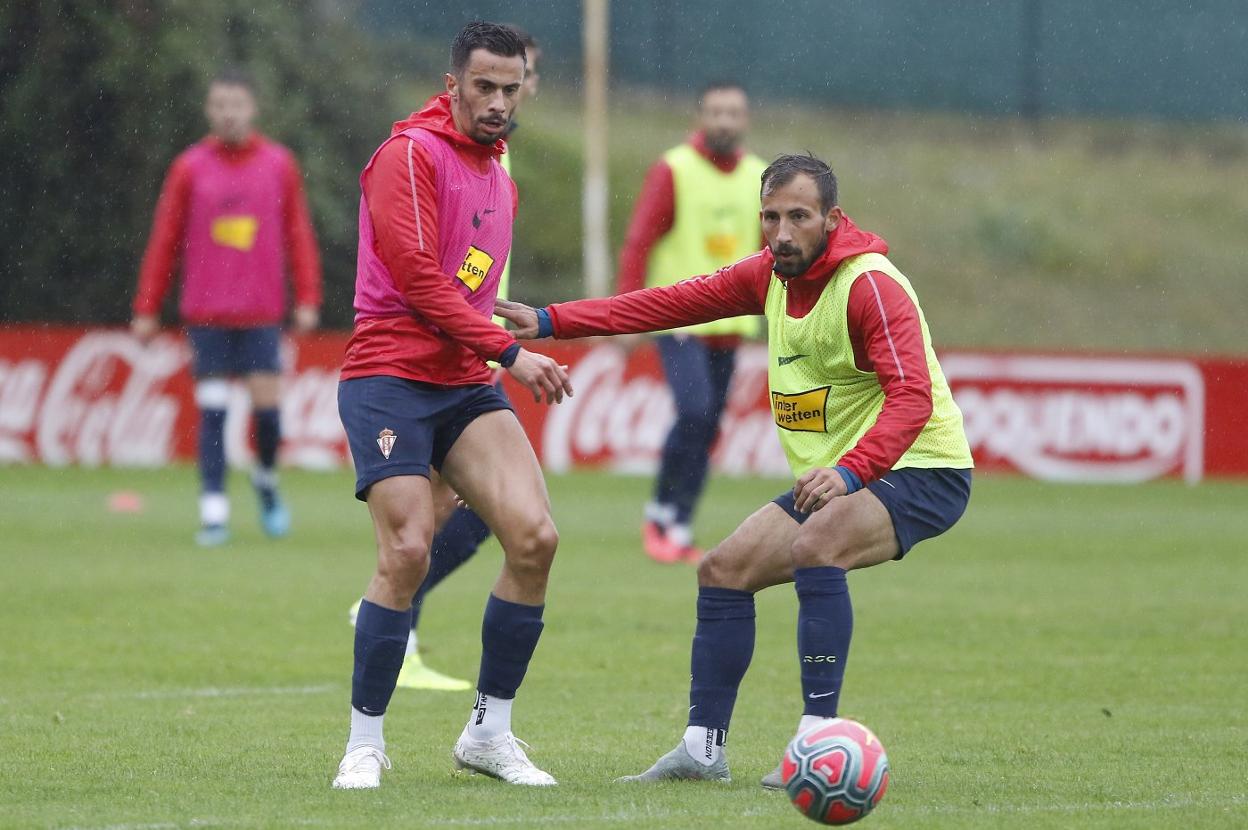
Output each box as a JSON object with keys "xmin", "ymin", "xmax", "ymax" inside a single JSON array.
[{"xmin": 2, "ymin": 325, "xmax": 1246, "ymax": 482}]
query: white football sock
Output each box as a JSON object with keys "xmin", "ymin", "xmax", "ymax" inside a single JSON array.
[
  {"xmin": 682, "ymin": 725, "xmax": 725, "ymax": 766},
  {"xmin": 667, "ymin": 523, "xmax": 694, "ymax": 548},
  {"xmin": 347, "ymin": 706, "xmax": 384, "ymax": 752},
  {"xmin": 798, "ymin": 714, "xmax": 835, "ymax": 735},
  {"xmin": 644, "ymin": 501, "xmax": 676, "ymax": 527},
  {"xmin": 199, "ymin": 492, "xmax": 229, "ymax": 526},
  {"xmin": 466, "ymin": 692, "xmax": 513, "ymax": 741},
  {"xmin": 405, "ymin": 630, "xmax": 418, "ymax": 658}
]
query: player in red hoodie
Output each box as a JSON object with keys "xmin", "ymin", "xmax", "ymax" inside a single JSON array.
[
  {"xmin": 331, "ymin": 23, "xmax": 572, "ymax": 791},
  {"xmin": 497, "ymin": 154, "xmax": 972, "ymax": 787},
  {"xmin": 132, "ymin": 68, "xmax": 322, "ymax": 547}
]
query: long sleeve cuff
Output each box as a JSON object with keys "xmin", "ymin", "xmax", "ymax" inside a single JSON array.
[
  {"xmin": 498, "ymin": 342, "xmax": 522, "ymax": 368},
  {"xmin": 536, "ymin": 307, "xmax": 554, "ymax": 339},
  {"xmin": 834, "ymin": 465, "xmax": 864, "ymax": 495}
]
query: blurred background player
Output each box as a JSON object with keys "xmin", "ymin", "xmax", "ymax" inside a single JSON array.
[
  {"xmin": 131, "ymin": 68, "xmax": 322, "ymax": 547},
  {"xmin": 615, "ymin": 82, "xmax": 766, "ymax": 564},
  {"xmin": 332, "ymin": 22, "xmax": 572, "ymax": 790},
  {"xmin": 346, "ymin": 25, "xmax": 543, "ymax": 693}
]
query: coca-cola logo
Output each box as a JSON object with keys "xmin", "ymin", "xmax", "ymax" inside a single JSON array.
[
  {"xmin": 36, "ymin": 332, "xmax": 187, "ymax": 466},
  {"xmin": 944, "ymin": 354, "xmax": 1204, "ymax": 483},
  {"xmin": 540, "ymin": 343, "xmax": 788, "ymax": 477},
  {"xmin": 0, "ymin": 330, "xmax": 351, "ymax": 469}
]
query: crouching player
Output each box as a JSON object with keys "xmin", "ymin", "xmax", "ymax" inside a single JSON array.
[{"xmin": 495, "ymin": 153, "xmax": 973, "ymax": 786}]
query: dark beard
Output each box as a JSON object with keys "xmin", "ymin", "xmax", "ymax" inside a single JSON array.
[
  {"xmin": 772, "ymin": 234, "xmax": 828, "ymax": 277},
  {"xmin": 704, "ymin": 133, "xmax": 739, "ymax": 157},
  {"xmin": 471, "ymin": 118, "xmax": 511, "ymax": 145}
]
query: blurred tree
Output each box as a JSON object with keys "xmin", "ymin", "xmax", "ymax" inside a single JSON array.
[{"xmin": 0, "ymin": 0, "xmax": 400, "ymax": 328}]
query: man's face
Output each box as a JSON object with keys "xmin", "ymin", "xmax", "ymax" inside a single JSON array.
[
  {"xmin": 760, "ymin": 174, "xmax": 840, "ymax": 277},
  {"xmin": 520, "ymin": 46, "xmax": 541, "ymax": 102},
  {"xmin": 446, "ymin": 48, "xmax": 526, "ymax": 145},
  {"xmin": 205, "ymin": 83, "xmax": 256, "ymax": 145},
  {"xmin": 698, "ymin": 87, "xmax": 749, "ymax": 156}
]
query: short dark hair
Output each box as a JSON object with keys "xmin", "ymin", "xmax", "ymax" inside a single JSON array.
[
  {"xmin": 450, "ymin": 21, "xmax": 527, "ymax": 74},
  {"xmin": 760, "ymin": 154, "xmax": 839, "ymax": 213},
  {"xmin": 698, "ymin": 80, "xmax": 747, "ymax": 107},
  {"xmin": 210, "ymin": 66, "xmax": 254, "ymax": 92},
  {"xmin": 504, "ymin": 24, "xmax": 540, "ymax": 52}
]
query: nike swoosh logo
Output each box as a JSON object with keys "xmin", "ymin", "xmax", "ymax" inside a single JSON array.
[
  {"xmin": 360, "ymin": 706, "xmax": 382, "ymax": 714},
  {"xmin": 778, "ymin": 353, "xmax": 809, "ymax": 366},
  {"xmin": 808, "ymin": 691, "xmax": 837, "ymax": 699}
]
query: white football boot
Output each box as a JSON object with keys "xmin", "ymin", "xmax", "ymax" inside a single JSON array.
[
  {"xmin": 452, "ymin": 726, "xmax": 557, "ymax": 786},
  {"xmin": 332, "ymin": 745, "xmax": 391, "ymax": 789}
]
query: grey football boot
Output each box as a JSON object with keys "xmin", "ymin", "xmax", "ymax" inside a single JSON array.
[
  {"xmin": 615, "ymin": 742, "xmax": 731, "ymax": 783},
  {"xmin": 760, "ymin": 762, "xmax": 785, "ymax": 790}
]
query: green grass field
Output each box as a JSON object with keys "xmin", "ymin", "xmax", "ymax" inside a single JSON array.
[{"xmin": 2, "ymin": 466, "xmax": 1246, "ymax": 829}]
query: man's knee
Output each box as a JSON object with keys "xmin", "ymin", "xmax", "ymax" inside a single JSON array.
[
  {"xmin": 790, "ymin": 525, "xmax": 855, "ymax": 570},
  {"xmin": 503, "ymin": 515, "xmax": 559, "ymax": 576},
  {"xmin": 377, "ymin": 530, "xmax": 431, "ymax": 585},
  {"xmin": 673, "ymin": 405, "xmax": 720, "ymax": 438},
  {"xmin": 698, "ymin": 546, "xmax": 756, "ymax": 591}
]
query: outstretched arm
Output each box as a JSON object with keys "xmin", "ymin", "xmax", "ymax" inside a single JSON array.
[{"xmin": 506, "ymin": 253, "xmax": 770, "ymax": 340}]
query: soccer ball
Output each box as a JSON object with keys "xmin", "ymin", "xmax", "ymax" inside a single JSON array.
[{"xmin": 781, "ymin": 718, "xmax": 890, "ymax": 825}]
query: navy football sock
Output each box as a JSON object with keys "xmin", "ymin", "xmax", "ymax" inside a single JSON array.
[
  {"xmin": 795, "ymin": 567, "xmax": 853, "ymax": 718},
  {"xmin": 198, "ymin": 408, "xmax": 227, "ymax": 497},
  {"xmin": 254, "ymin": 407, "xmax": 281, "ymax": 472},
  {"xmin": 687, "ymin": 587, "xmax": 755, "ymax": 731},
  {"xmin": 476, "ymin": 594, "xmax": 544, "ymax": 699},
  {"xmin": 412, "ymin": 507, "xmax": 491, "ymax": 631},
  {"xmin": 351, "ymin": 599, "xmax": 411, "ymax": 715}
]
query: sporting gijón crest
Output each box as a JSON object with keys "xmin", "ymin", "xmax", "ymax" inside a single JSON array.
[{"xmin": 377, "ymin": 428, "xmax": 396, "ymax": 459}]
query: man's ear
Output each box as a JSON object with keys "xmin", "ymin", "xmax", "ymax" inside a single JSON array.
[
  {"xmin": 445, "ymin": 72, "xmax": 458, "ymax": 99},
  {"xmin": 825, "ymin": 206, "xmax": 844, "ymax": 233}
]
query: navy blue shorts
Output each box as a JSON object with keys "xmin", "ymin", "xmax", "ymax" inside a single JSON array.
[
  {"xmin": 337, "ymin": 375, "xmax": 513, "ymax": 501},
  {"xmin": 186, "ymin": 326, "xmax": 282, "ymax": 377},
  {"xmin": 773, "ymin": 468, "xmax": 972, "ymax": 558}
]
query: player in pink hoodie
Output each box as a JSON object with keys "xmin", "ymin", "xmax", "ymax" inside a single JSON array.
[{"xmin": 132, "ymin": 68, "xmax": 322, "ymax": 547}]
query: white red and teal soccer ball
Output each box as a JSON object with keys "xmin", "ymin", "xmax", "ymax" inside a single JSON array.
[{"xmin": 781, "ymin": 718, "xmax": 890, "ymax": 825}]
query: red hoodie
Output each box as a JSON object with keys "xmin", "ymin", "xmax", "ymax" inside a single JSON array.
[
  {"xmin": 340, "ymin": 95, "xmax": 519, "ymax": 386},
  {"xmin": 548, "ymin": 217, "xmax": 936, "ymax": 484}
]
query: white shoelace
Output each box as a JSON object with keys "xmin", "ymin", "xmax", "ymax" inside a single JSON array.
[
  {"xmin": 342, "ymin": 746, "xmax": 391, "ymax": 773},
  {"xmin": 502, "ymin": 734, "xmax": 533, "ymax": 764}
]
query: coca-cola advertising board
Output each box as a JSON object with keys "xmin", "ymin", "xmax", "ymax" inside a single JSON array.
[{"xmin": 2, "ymin": 326, "xmax": 1246, "ymax": 483}]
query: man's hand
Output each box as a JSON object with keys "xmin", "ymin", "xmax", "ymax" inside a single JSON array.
[
  {"xmin": 793, "ymin": 467, "xmax": 848, "ymax": 513},
  {"xmin": 293, "ymin": 305, "xmax": 319, "ymax": 334},
  {"xmin": 130, "ymin": 314, "xmax": 159, "ymax": 345},
  {"xmin": 494, "ymin": 299, "xmax": 541, "ymax": 339},
  {"xmin": 507, "ymin": 348, "xmax": 573, "ymax": 404}
]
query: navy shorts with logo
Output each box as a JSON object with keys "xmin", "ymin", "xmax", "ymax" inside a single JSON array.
[
  {"xmin": 186, "ymin": 326, "xmax": 282, "ymax": 378},
  {"xmin": 338, "ymin": 375, "xmax": 513, "ymax": 501},
  {"xmin": 773, "ymin": 467, "xmax": 972, "ymax": 558}
]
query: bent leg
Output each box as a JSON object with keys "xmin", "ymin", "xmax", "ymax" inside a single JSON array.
[
  {"xmin": 621, "ymin": 501, "xmax": 802, "ymax": 782},
  {"xmin": 790, "ymin": 490, "xmax": 898, "ymax": 718},
  {"xmin": 688, "ymin": 503, "xmax": 802, "ymax": 731},
  {"xmin": 440, "ymin": 410, "xmax": 557, "ymax": 607},
  {"xmin": 441, "ymin": 411, "xmax": 554, "ymax": 748}
]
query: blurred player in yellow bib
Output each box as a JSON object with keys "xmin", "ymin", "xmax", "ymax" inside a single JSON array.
[{"xmin": 615, "ymin": 82, "xmax": 767, "ymax": 563}]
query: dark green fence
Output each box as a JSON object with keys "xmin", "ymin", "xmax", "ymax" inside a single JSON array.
[{"xmin": 365, "ymin": 0, "xmax": 1248, "ymax": 121}]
